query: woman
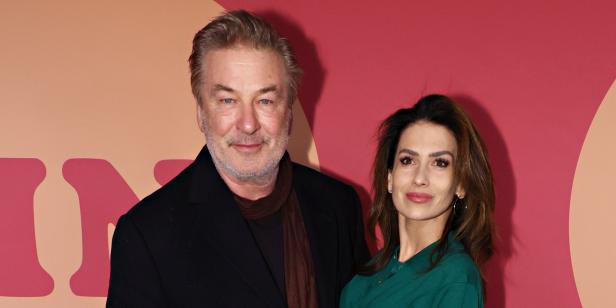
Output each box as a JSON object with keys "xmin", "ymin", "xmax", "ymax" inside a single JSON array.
[{"xmin": 340, "ymin": 94, "xmax": 494, "ymax": 307}]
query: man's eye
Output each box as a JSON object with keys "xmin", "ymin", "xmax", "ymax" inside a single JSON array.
[
  {"xmin": 434, "ymin": 158, "xmax": 450, "ymax": 168},
  {"xmin": 220, "ymin": 98, "xmax": 235, "ymax": 104},
  {"xmin": 258, "ymin": 99, "xmax": 273, "ymax": 105},
  {"xmin": 400, "ymin": 157, "xmax": 413, "ymax": 165}
]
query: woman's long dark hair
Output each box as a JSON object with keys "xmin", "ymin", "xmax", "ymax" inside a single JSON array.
[{"xmin": 360, "ymin": 94, "xmax": 494, "ymax": 294}]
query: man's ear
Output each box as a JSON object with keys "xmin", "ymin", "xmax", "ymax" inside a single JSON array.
[{"xmin": 196, "ymin": 103, "xmax": 205, "ymax": 133}]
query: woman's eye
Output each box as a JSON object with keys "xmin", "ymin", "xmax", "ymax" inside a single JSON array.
[
  {"xmin": 434, "ymin": 158, "xmax": 450, "ymax": 168},
  {"xmin": 258, "ymin": 99, "xmax": 273, "ymax": 105},
  {"xmin": 400, "ymin": 156, "xmax": 413, "ymax": 165},
  {"xmin": 220, "ymin": 98, "xmax": 235, "ymax": 104}
]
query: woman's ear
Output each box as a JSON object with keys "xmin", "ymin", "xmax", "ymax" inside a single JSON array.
[{"xmin": 455, "ymin": 183, "xmax": 466, "ymax": 199}]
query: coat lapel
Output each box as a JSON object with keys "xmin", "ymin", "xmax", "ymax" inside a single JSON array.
[{"xmin": 186, "ymin": 147, "xmax": 285, "ymax": 308}]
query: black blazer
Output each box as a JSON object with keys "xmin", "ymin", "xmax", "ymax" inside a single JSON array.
[{"xmin": 106, "ymin": 146, "xmax": 369, "ymax": 308}]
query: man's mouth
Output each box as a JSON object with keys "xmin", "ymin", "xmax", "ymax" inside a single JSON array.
[{"xmin": 232, "ymin": 143, "xmax": 262, "ymax": 153}]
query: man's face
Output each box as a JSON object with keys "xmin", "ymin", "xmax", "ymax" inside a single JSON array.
[{"xmin": 198, "ymin": 46, "xmax": 291, "ymax": 184}]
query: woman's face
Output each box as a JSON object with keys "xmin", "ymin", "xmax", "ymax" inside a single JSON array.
[{"xmin": 388, "ymin": 121, "xmax": 464, "ymax": 223}]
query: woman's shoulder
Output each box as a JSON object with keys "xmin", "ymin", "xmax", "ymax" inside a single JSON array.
[{"xmin": 433, "ymin": 248, "xmax": 482, "ymax": 285}]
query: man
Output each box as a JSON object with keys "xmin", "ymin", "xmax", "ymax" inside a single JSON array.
[{"xmin": 106, "ymin": 10, "xmax": 368, "ymax": 308}]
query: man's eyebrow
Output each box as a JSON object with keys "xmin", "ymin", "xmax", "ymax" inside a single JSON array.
[
  {"xmin": 258, "ymin": 85, "xmax": 278, "ymax": 94},
  {"xmin": 398, "ymin": 148, "xmax": 454, "ymax": 157},
  {"xmin": 210, "ymin": 84, "xmax": 279, "ymax": 96},
  {"xmin": 211, "ymin": 84, "xmax": 235, "ymax": 95}
]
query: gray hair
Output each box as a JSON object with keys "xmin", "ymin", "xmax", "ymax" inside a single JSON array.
[{"xmin": 188, "ymin": 10, "xmax": 302, "ymax": 106}]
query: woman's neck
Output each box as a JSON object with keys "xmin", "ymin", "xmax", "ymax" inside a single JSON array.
[{"xmin": 396, "ymin": 212, "xmax": 449, "ymax": 262}]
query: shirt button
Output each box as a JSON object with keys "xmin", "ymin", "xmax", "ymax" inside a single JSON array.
[{"xmin": 377, "ymin": 279, "xmax": 383, "ymax": 284}]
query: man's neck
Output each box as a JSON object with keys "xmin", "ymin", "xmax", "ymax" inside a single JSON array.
[{"xmin": 217, "ymin": 167, "xmax": 279, "ymax": 200}]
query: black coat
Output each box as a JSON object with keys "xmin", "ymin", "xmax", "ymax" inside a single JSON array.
[{"xmin": 106, "ymin": 146, "xmax": 369, "ymax": 308}]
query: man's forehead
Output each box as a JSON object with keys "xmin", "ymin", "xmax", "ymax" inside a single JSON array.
[
  {"xmin": 202, "ymin": 46, "xmax": 288, "ymax": 91},
  {"xmin": 203, "ymin": 46, "xmax": 285, "ymax": 71}
]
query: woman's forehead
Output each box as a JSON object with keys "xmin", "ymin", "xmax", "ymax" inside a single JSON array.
[{"xmin": 397, "ymin": 121, "xmax": 457, "ymax": 154}]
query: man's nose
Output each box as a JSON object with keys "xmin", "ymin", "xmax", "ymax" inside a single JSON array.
[{"xmin": 236, "ymin": 102, "xmax": 260, "ymax": 135}]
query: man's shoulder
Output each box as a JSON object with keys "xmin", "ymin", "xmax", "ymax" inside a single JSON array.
[
  {"xmin": 291, "ymin": 162, "xmax": 362, "ymax": 217},
  {"xmin": 292, "ymin": 162, "xmax": 354, "ymax": 194},
  {"xmin": 122, "ymin": 160, "xmax": 195, "ymax": 224}
]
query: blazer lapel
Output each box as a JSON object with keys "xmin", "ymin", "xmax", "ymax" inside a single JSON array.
[
  {"xmin": 187, "ymin": 147, "xmax": 285, "ymax": 308},
  {"xmin": 293, "ymin": 166, "xmax": 339, "ymax": 308}
]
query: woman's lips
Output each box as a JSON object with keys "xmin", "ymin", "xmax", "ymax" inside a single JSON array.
[{"xmin": 405, "ymin": 192, "xmax": 433, "ymax": 203}]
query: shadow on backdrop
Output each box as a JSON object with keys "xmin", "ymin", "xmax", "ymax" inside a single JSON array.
[
  {"xmin": 259, "ymin": 10, "xmax": 374, "ymax": 251},
  {"xmin": 453, "ymin": 94, "xmax": 517, "ymax": 308},
  {"xmin": 257, "ymin": 10, "xmax": 326, "ymax": 169}
]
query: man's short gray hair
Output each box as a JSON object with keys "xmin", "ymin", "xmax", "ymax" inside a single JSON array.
[{"xmin": 188, "ymin": 10, "xmax": 302, "ymax": 106}]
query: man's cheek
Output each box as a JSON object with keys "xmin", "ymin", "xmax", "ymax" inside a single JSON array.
[{"xmin": 210, "ymin": 117, "xmax": 234, "ymax": 134}]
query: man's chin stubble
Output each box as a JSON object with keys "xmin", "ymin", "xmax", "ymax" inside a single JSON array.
[{"xmin": 207, "ymin": 144, "xmax": 282, "ymax": 185}]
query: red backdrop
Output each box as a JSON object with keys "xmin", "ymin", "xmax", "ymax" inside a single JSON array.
[
  {"xmin": 1, "ymin": 1, "xmax": 615, "ymax": 307},
  {"xmin": 218, "ymin": 1, "xmax": 616, "ymax": 307}
]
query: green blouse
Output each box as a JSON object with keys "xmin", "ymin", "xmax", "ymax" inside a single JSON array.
[{"xmin": 340, "ymin": 234, "xmax": 483, "ymax": 308}]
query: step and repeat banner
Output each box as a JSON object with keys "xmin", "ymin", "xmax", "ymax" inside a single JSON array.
[{"xmin": 1, "ymin": 0, "xmax": 615, "ymax": 307}]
